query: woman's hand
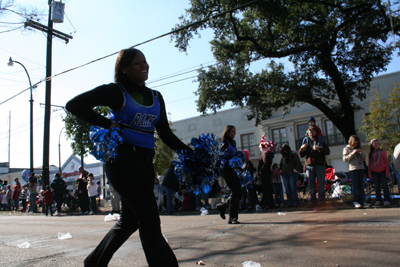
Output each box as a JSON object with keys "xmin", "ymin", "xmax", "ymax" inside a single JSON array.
[
  {"xmin": 109, "ymin": 122, "xmax": 121, "ymax": 129},
  {"xmin": 300, "ymin": 143, "xmax": 308, "ymax": 150}
]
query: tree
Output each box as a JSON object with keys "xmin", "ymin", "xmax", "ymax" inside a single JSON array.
[
  {"xmin": 63, "ymin": 107, "xmax": 109, "ymax": 168},
  {"xmin": 1, "ymin": 0, "xmax": 44, "ymax": 36},
  {"xmin": 171, "ymin": 0, "xmax": 400, "ymax": 141},
  {"xmin": 0, "ymin": 0, "xmax": 43, "ymax": 24},
  {"xmin": 154, "ymin": 131, "xmax": 174, "ymax": 177},
  {"xmin": 359, "ymin": 84, "xmax": 400, "ymax": 154},
  {"xmin": 0, "ymin": 0, "xmax": 13, "ymax": 15}
]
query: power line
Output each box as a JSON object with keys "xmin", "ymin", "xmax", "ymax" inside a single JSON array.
[
  {"xmin": 148, "ymin": 60, "xmax": 216, "ymax": 82},
  {"xmin": 63, "ymin": 11, "xmax": 77, "ymax": 35},
  {"xmin": 0, "ymin": 21, "xmax": 25, "ymax": 25},
  {"xmin": 0, "ymin": 0, "xmax": 259, "ymax": 106},
  {"xmin": 0, "ymin": 112, "xmax": 63, "ymax": 141},
  {"xmin": 0, "ymin": 87, "xmax": 31, "ymax": 105},
  {"xmin": 167, "ymin": 96, "xmax": 197, "ymax": 104},
  {"xmin": 0, "ymin": 25, "xmax": 23, "ymax": 34},
  {"xmin": 0, "ymin": 46, "xmax": 46, "ymax": 67},
  {"xmin": 148, "ymin": 62, "xmax": 218, "ymax": 84},
  {"xmin": 151, "ymin": 75, "xmax": 198, "ymax": 88}
]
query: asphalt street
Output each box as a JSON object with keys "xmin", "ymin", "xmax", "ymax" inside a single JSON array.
[{"xmin": 1, "ymin": 206, "xmax": 400, "ymax": 267}]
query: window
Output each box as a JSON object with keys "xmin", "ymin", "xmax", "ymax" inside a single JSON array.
[
  {"xmin": 214, "ymin": 118, "xmax": 222, "ymax": 126},
  {"xmin": 189, "ymin": 124, "xmax": 196, "ymax": 131},
  {"xmin": 324, "ymin": 121, "xmax": 345, "ymax": 146},
  {"xmin": 271, "ymin": 128, "xmax": 288, "ymax": 153},
  {"xmin": 296, "ymin": 123, "xmax": 309, "ymax": 150},
  {"xmin": 240, "ymin": 133, "xmax": 256, "ymax": 156}
]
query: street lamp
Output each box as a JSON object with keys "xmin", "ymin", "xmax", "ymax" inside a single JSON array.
[
  {"xmin": 7, "ymin": 57, "xmax": 34, "ymax": 175},
  {"xmin": 58, "ymin": 127, "xmax": 65, "ymax": 174}
]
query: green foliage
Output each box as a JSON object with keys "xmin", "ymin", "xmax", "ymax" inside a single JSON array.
[
  {"xmin": 359, "ymin": 85, "xmax": 400, "ymax": 154},
  {"xmin": 172, "ymin": 0, "xmax": 400, "ymax": 141},
  {"xmin": 153, "ymin": 132, "xmax": 174, "ymax": 177},
  {"xmin": 63, "ymin": 107, "xmax": 109, "ymax": 165},
  {"xmin": 153, "ymin": 122, "xmax": 176, "ymax": 177}
]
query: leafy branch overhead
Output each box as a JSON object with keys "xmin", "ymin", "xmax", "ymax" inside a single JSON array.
[
  {"xmin": 0, "ymin": 0, "xmax": 45, "ymax": 23},
  {"xmin": 359, "ymin": 85, "xmax": 400, "ymax": 154},
  {"xmin": 171, "ymin": 0, "xmax": 400, "ymax": 140}
]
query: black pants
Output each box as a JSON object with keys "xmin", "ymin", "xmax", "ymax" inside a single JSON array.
[
  {"xmin": 78, "ymin": 193, "xmax": 90, "ymax": 212},
  {"xmin": 240, "ymin": 185, "xmax": 257, "ymax": 209},
  {"xmin": 54, "ymin": 195, "xmax": 63, "ymax": 213},
  {"xmin": 260, "ymin": 173, "xmax": 274, "ymax": 208},
  {"xmin": 220, "ymin": 165, "xmax": 242, "ymax": 220},
  {"xmin": 84, "ymin": 143, "xmax": 178, "ymax": 267}
]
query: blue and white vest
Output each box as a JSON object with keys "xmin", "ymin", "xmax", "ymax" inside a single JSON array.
[
  {"xmin": 225, "ymin": 141, "xmax": 237, "ymax": 154},
  {"xmin": 110, "ymin": 84, "xmax": 160, "ymax": 150}
]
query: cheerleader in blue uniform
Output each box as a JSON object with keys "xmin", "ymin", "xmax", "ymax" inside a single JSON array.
[
  {"xmin": 66, "ymin": 48, "xmax": 190, "ymax": 267},
  {"xmin": 216, "ymin": 125, "xmax": 242, "ymax": 224}
]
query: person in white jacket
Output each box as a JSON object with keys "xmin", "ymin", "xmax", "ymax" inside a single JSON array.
[
  {"xmin": 153, "ymin": 178, "xmax": 164, "ymax": 212},
  {"xmin": 107, "ymin": 182, "xmax": 120, "ymax": 214},
  {"xmin": 87, "ymin": 173, "xmax": 98, "ymax": 214},
  {"xmin": 392, "ymin": 143, "xmax": 400, "ymax": 204}
]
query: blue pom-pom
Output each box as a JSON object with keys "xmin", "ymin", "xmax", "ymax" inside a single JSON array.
[
  {"xmin": 222, "ymin": 150, "xmax": 254, "ymax": 186},
  {"xmin": 174, "ymin": 133, "xmax": 221, "ymax": 195},
  {"xmin": 173, "ymin": 133, "xmax": 254, "ymax": 193},
  {"xmin": 89, "ymin": 126, "xmax": 123, "ymax": 163}
]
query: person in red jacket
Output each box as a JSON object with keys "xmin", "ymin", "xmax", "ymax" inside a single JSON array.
[
  {"xmin": 368, "ymin": 139, "xmax": 391, "ymax": 206},
  {"xmin": 42, "ymin": 185, "xmax": 53, "ymax": 216},
  {"xmin": 11, "ymin": 177, "xmax": 21, "ymax": 211}
]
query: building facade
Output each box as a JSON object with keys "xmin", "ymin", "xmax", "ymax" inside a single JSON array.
[{"xmin": 171, "ymin": 71, "xmax": 400, "ymax": 173}]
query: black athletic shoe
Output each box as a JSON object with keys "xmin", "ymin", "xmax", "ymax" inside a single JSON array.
[
  {"xmin": 216, "ymin": 203, "xmax": 226, "ymax": 220},
  {"xmin": 228, "ymin": 218, "xmax": 240, "ymax": 224}
]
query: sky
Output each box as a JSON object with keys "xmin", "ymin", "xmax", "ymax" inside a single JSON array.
[{"xmin": 0, "ymin": 0, "xmax": 399, "ymax": 169}]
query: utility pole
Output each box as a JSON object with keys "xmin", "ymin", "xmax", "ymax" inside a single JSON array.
[
  {"xmin": 24, "ymin": 0, "xmax": 72, "ymax": 189},
  {"xmin": 42, "ymin": 0, "xmax": 53, "ymax": 190},
  {"xmin": 8, "ymin": 111, "xmax": 11, "ymax": 168}
]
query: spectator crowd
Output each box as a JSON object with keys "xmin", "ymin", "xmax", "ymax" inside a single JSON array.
[{"xmin": 2, "ymin": 120, "xmax": 400, "ymax": 216}]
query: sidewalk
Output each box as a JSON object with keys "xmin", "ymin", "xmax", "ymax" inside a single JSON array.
[
  {"xmin": 166, "ymin": 195, "xmax": 400, "ymax": 217},
  {"xmin": 3, "ymin": 193, "xmax": 399, "ymax": 217}
]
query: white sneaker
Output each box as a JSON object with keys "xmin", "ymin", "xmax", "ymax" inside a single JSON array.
[
  {"xmin": 384, "ymin": 201, "xmax": 390, "ymax": 206},
  {"xmin": 353, "ymin": 202, "xmax": 361, "ymax": 208},
  {"xmin": 78, "ymin": 211, "xmax": 83, "ymax": 214},
  {"xmin": 84, "ymin": 211, "xmax": 90, "ymax": 214},
  {"xmin": 89, "ymin": 211, "xmax": 94, "ymax": 215},
  {"xmin": 375, "ymin": 201, "xmax": 381, "ymax": 206}
]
